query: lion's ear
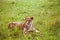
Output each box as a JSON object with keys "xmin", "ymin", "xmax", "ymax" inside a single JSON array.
[
  {"xmin": 24, "ymin": 17, "xmax": 26, "ymax": 20},
  {"xmin": 24, "ymin": 17, "xmax": 28, "ymax": 20},
  {"xmin": 30, "ymin": 16, "xmax": 34, "ymax": 20}
]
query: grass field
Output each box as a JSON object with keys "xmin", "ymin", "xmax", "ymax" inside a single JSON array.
[{"xmin": 0, "ymin": 0, "xmax": 60, "ymax": 40}]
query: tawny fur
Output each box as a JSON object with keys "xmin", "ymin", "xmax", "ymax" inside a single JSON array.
[{"xmin": 8, "ymin": 17, "xmax": 34, "ymax": 33}]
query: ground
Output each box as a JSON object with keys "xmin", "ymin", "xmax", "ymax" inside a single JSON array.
[{"xmin": 0, "ymin": 0, "xmax": 60, "ymax": 40}]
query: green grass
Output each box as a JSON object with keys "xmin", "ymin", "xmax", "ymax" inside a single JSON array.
[{"xmin": 0, "ymin": 0, "xmax": 60, "ymax": 40}]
